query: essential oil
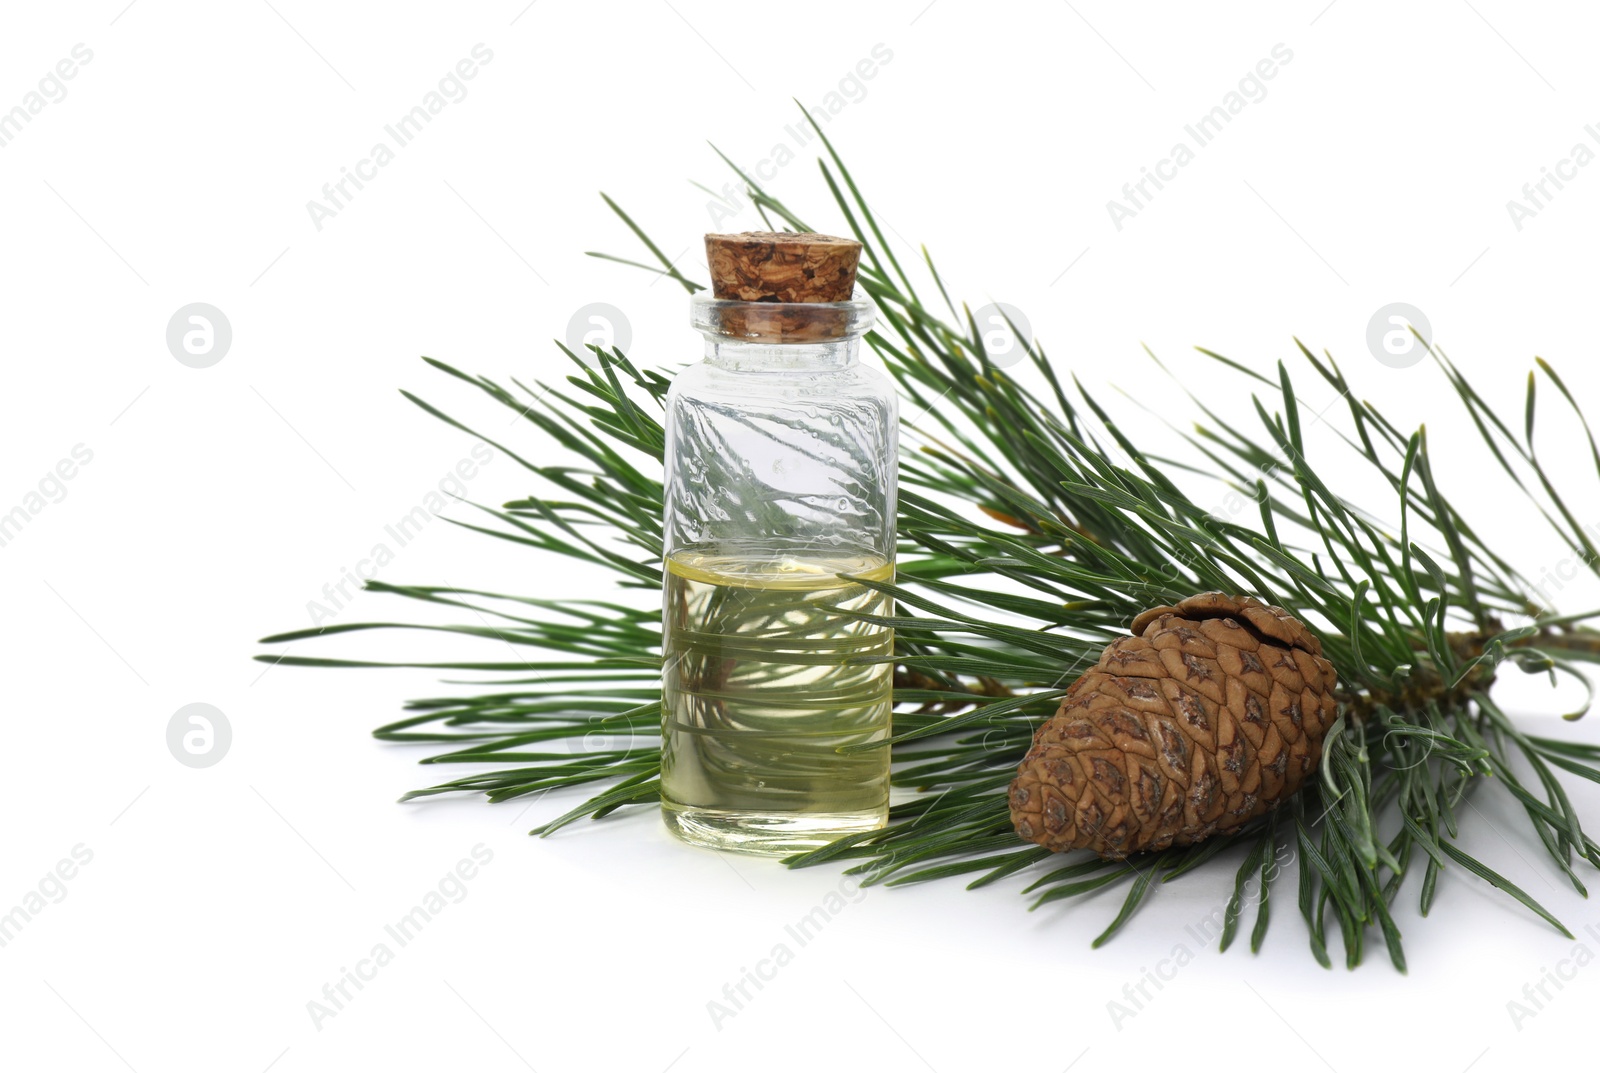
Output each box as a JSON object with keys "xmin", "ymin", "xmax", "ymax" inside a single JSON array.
[{"xmin": 661, "ymin": 548, "xmax": 892, "ymax": 853}]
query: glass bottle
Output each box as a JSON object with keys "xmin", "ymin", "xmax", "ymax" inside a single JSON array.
[{"xmin": 660, "ymin": 233, "xmax": 897, "ymax": 855}]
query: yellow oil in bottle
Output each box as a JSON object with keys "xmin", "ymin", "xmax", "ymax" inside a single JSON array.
[{"xmin": 660, "ymin": 547, "xmax": 893, "ymax": 854}]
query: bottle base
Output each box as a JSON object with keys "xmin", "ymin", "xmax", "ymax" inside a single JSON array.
[{"xmin": 661, "ymin": 802, "xmax": 887, "ymax": 857}]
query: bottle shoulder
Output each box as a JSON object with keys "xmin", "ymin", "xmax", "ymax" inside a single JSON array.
[{"xmin": 667, "ymin": 359, "xmax": 898, "ymax": 407}]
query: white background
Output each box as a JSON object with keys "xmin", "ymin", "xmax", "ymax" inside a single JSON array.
[{"xmin": 3, "ymin": 1, "xmax": 1600, "ymax": 1071}]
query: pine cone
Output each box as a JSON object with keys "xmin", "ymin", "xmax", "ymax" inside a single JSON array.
[{"xmin": 1009, "ymin": 593, "xmax": 1339, "ymax": 858}]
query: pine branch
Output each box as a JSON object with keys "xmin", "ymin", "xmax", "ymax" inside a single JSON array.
[{"xmin": 257, "ymin": 125, "xmax": 1600, "ymax": 969}]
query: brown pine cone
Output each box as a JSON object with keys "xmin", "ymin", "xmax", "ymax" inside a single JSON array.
[{"xmin": 1009, "ymin": 593, "xmax": 1339, "ymax": 858}]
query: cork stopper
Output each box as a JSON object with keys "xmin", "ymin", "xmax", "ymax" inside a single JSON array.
[
  {"xmin": 701, "ymin": 232, "xmax": 864, "ymax": 342},
  {"xmin": 705, "ymin": 232, "xmax": 862, "ymax": 303}
]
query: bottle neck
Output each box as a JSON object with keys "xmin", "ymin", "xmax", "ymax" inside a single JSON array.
[
  {"xmin": 690, "ymin": 292, "xmax": 875, "ymax": 372},
  {"xmin": 704, "ymin": 336, "xmax": 860, "ymax": 371}
]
